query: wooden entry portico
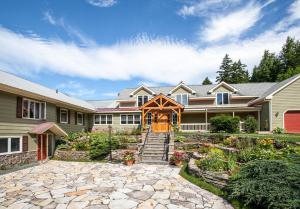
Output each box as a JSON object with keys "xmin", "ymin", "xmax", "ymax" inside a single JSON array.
[{"xmin": 140, "ymin": 94, "xmax": 184, "ymax": 132}]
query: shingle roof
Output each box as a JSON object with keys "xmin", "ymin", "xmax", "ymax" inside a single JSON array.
[
  {"xmin": 117, "ymin": 82, "xmax": 278, "ymax": 100},
  {"xmin": 87, "ymin": 100, "xmax": 118, "ymax": 108},
  {"xmin": 0, "ymin": 70, "xmax": 95, "ymax": 111}
]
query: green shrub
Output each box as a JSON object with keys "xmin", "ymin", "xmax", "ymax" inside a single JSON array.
[
  {"xmin": 237, "ymin": 148, "xmax": 281, "ymax": 163},
  {"xmin": 89, "ymin": 133, "xmax": 120, "ymax": 160},
  {"xmin": 227, "ymin": 160, "xmax": 300, "ymax": 209},
  {"xmin": 274, "ymin": 139, "xmax": 287, "ymax": 149},
  {"xmin": 210, "ymin": 115, "xmax": 240, "ymax": 133},
  {"xmin": 56, "ymin": 144, "xmax": 71, "ymax": 150},
  {"xmin": 198, "ymin": 146, "xmax": 210, "ymax": 154},
  {"xmin": 273, "ymin": 127, "xmax": 285, "ymax": 134},
  {"xmin": 196, "ymin": 148, "xmax": 227, "ymax": 171},
  {"xmin": 175, "ymin": 136, "xmax": 186, "ymax": 142},
  {"xmin": 243, "ymin": 116, "xmax": 257, "ymax": 133}
]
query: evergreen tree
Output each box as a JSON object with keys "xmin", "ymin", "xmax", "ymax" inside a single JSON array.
[
  {"xmin": 216, "ymin": 55, "xmax": 249, "ymax": 83},
  {"xmin": 216, "ymin": 54, "xmax": 233, "ymax": 83},
  {"xmin": 202, "ymin": 77, "xmax": 212, "ymax": 85},
  {"xmin": 251, "ymin": 50, "xmax": 280, "ymax": 82}
]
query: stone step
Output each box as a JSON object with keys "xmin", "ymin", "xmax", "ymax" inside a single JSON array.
[
  {"xmin": 143, "ymin": 147, "xmax": 165, "ymax": 151},
  {"xmin": 143, "ymin": 151, "xmax": 165, "ymax": 155},
  {"xmin": 141, "ymin": 160, "xmax": 169, "ymax": 165},
  {"xmin": 142, "ymin": 155, "xmax": 166, "ymax": 161}
]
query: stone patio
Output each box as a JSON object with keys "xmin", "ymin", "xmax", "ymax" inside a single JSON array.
[{"xmin": 0, "ymin": 160, "xmax": 233, "ymax": 209}]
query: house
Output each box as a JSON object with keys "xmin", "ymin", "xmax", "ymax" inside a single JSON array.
[{"xmin": 0, "ymin": 70, "xmax": 300, "ymax": 168}]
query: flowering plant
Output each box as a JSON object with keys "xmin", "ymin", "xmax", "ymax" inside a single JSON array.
[{"xmin": 123, "ymin": 151, "xmax": 135, "ymax": 161}]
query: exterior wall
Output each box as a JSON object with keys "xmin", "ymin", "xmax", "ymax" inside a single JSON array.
[
  {"xmin": 272, "ymin": 78, "xmax": 300, "ymax": 130},
  {"xmin": 212, "ymin": 86, "xmax": 233, "ymax": 94},
  {"xmin": 260, "ymin": 102, "xmax": 270, "ymax": 131},
  {"xmin": 119, "ymin": 102, "xmax": 135, "ymax": 107},
  {"xmin": 182, "ymin": 113, "xmax": 206, "ymax": 123},
  {"xmin": 92, "ymin": 113, "xmax": 140, "ymax": 132},
  {"xmin": 172, "ymin": 87, "xmax": 190, "ymax": 94},
  {"xmin": 230, "ymin": 98, "xmax": 254, "ymax": 104},
  {"xmin": 58, "ymin": 110, "xmax": 89, "ymax": 133}
]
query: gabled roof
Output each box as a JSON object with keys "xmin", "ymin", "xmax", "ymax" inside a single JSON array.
[
  {"xmin": 30, "ymin": 122, "xmax": 67, "ymax": 137},
  {"xmin": 168, "ymin": 81, "xmax": 196, "ymax": 94},
  {"xmin": 249, "ymin": 73, "xmax": 300, "ymax": 105},
  {"xmin": 140, "ymin": 93, "xmax": 184, "ymax": 109},
  {"xmin": 129, "ymin": 85, "xmax": 156, "ymax": 96},
  {"xmin": 208, "ymin": 81, "xmax": 238, "ymax": 93},
  {"xmin": 0, "ymin": 70, "xmax": 95, "ymax": 111}
]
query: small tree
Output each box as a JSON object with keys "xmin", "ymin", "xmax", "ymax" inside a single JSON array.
[
  {"xmin": 244, "ymin": 116, "xmax": 258, "ymax": 133},
  {"xmin": 210, "ymin": 115, "xmax": 240, "ymax": 133},
  {"xmin": 202, "ymin": 77, "xmax": 212, "ymax": 85}
]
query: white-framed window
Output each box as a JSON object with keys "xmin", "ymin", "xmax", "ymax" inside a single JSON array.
[
  {"xmin": 120, "ymin": 114, "xmax": 141, "ymax": 125},
  {"xmin": 77, "ymin": 112, "xmax": 83, "ymax": 125},
  {"xmin": 216, "ymin": 92, "xmax": 229, "ymax": 105},
  {"xmin": 0, "ymin": 137, "xmax": 22, "ymax": 155},
  {"xmin": 94, "ymin": 114, "xmax": 113, "ymax": 125},
  {"xmin": 146, "ymin": 112, "xmax": 152, "ymax": 125},
  {"xmin": 172, "ymin": 113, "xmax": 178, "ymax": 125},
  {"xmin": 22, "ymin": 98, "xmax": 46, "ymax": 120},
  {"xmin": 137, "ymin": 95, "xmax": 149, "ymax": 107},
  {"xmin": 60, "ymin": 109, "xmax": 68, "ymax": 123},
  {"xmin": 175, "ymin": 94, "xmax": 188, "ymax": 106}
]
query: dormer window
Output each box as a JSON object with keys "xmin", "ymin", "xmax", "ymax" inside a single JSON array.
[
  {"xmin": 137, "ymin": 96, "xmax": 149, "ymax": 107},
  {"xmin": 216, "ymin": 93, "xmax": 229, "ymax": 105},
  {"xmin": 175, "ymin": 94, "xmax": 188, "ymax": 106}
]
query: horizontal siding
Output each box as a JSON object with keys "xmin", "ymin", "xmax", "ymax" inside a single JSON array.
[{"xmin": 272, "ymin": 78, "xmax": 300, "ymax": 130}]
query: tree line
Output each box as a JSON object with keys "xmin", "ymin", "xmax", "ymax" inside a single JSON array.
[{"xmin": 202, "ymin": 37, "xmax": 300, "ymax": 85}]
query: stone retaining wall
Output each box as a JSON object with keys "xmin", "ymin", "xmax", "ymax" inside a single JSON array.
[
  {"xmin": 54, "ymin": 150, "xmax": 89, "ymax": 161},
  {"xmin": 188, "ymin": 158, "xmax": 229, "ymax": 188},
  {"xmin": 0, "ymin": 151, "xmax": 37, "ymax": 170}
]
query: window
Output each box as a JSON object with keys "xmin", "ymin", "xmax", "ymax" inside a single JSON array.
[
  {"xmin": 22, "ymin": 98, "xmax": 46, "ymax": 120},
  {"xmin": 60, "ymin": 109, "xmax": 68, "ymax": 123},
  {"xmin": 172, "ymin": 113, "xmax": 178, "ymax": 125},
  {"xmin": 216, "ymin": 93, "xmax": 229, "ymax": 105},
  {"xmin": 94, "ymin": 114, "xmax": 113, "ymax": 125},
  {"xmin": 175, "ymin": 94, "xmax": 188, "ymax": 106},
  {"xmin": 77, "ymin": 112, "xmax": 83, "ymax": 125},
  {"xmin": 0, "ymin": 137, "xmax": 21, "ymax": 155},
  {"xmin": 120, "ymin": 114, "xmax": 141, "ymax": 125},
  {"xmin": 146, "ymin": 113, "xmax": 152, "ymax": 125},
  {"xmin": 137, "ymin": 96, "xmax": 149, "ymax": 107}
]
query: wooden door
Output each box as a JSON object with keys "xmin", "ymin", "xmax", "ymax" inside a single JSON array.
[
  {"xmin": 37, "ymin": 134, "xmax": 47, "ymax": 160},
  {"xmin": 152, "ymin": 113, "xmax": 170, "ymax": 132}
]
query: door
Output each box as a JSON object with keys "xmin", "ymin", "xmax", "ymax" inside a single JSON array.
[
  {"xmin": 37, "ymin": 134, "xmax": 47, "ymax": 160},
  {"xmin": 152, "ymin": 112, "xmax": 170, "ymax": 132},
  {"xmin": 284, "ymin": 111, "xmax": 300, "ymax": 133}
]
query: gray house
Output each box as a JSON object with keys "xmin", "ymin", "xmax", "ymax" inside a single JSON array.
[{"xmin": 0, "ymin": 70, "xmax": 300, "ymax": 168}]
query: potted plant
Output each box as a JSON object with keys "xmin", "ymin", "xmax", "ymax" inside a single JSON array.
[
  {"xmin": 123, "ymin": 151, "xmax": 135, "ymax": 166},
  {"xmin": 172, "ymin": 151, "xmax": 186, "ymax": 166}
]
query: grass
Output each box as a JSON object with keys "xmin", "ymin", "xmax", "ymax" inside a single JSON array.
[
  {"xmin": 177, "ymin": 132, "xmax": 300, "ymax": 143},
  {"xmin": 179, "ymin": 163, "xmax": 252, "ymax": 209}
]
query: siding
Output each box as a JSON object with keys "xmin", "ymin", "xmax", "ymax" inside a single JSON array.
[
  {"xmin": 212, "ymin": 86, "xmax": 233, "ymax": 93},
  {"xmin": 272, "ymin": 78, "xmax": 300, "ymax": 130},
  {"xmin": 260, "ymin": 102, "xmax": 270, "ymax": 131}
]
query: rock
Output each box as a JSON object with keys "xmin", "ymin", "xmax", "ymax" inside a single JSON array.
[
  {"xmin": 109, "ymin": 191, "xmax": 128, "ymax": 200},
  {"xmin": 67, "ymin": 201, "xmax": 89, "ymax": 209},
  {"xmin": 142, "ymin": 185, "xmax": 155, "ymax": 192},
  {"xmin": 155, "ymin": 204, "xmax": 167, "ymax": 209},
  {"xmin": 56, "ymin": 204, "xmax": 67, "ymax": 209},
  {"xmin": 37, "ymin": 199, "xmax": 53, "ymax": 207},
  {"xmin": 137, "ymin": 199, "xmax": 158, "ymax": 209},
  {"xmin": 127, "ymin": 191, "xmax": 154, "ymax": 201},
  {"xmin": 152, "ymin": 190, "xmax": 170, "ymax": 200},
  {"xmin": 108, "ymin": 199, "xmax": 138, "ymax": 209},
  {"xmin": 166, "ymin": 204, "xmax": 189, "ymax": 209},
  {"xmin": 153, "ymin": 180, "xmax": 171, "ymax": 190}
]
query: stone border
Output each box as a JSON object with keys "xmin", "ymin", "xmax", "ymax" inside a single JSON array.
[
  {"xmin": 0, "ymin": 151, "xmax": 37, "ymax": 170},
  {"xmin": 54, "ymin": 150, "xmax": 89, "ymax": 161},
  {"xmin": 188, "ymin": 158, "xmax": 229, "ymax": 188}
]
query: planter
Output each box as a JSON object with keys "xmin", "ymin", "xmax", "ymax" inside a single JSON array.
[
  {"xmin": 175, "ymin": 160, "xmax": 183, "ymax": 166},
  {"xmin": 124, "ymin": 160, "xmax": 134, "ymax": 166}
]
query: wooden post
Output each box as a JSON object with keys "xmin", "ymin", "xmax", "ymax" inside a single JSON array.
[
  {"xmin": 178, "ymin": 108, "xmax": 181, "ymax": 130},
  {"xmin": 205, "ymin": 109, "xmax": 208, "ymax": 131},
  {"xmin": 258, "ymin": 111, "xmax": 261, "ymax": 131}
]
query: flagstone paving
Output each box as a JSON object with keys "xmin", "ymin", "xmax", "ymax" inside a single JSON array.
[{"xmin": 0, "ymin": 160, "xmax": 233, "ymax": 209}]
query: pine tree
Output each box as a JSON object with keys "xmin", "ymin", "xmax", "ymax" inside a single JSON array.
[
  {"xmin": 202, "ymin": 77, "xmax": 212, "ymax": 85},
  {"xmin": 216, "ymin": 54, "xmax": 233, "ymax": 83}
]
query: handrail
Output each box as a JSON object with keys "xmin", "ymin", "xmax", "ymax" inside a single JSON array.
[
  {"xmin": 162, "ymin": 130, "xmax": 170, "ymax": 161},
  {"xmin": 139, "ymin": 126, "xmax": 151, "ymax": 157}
]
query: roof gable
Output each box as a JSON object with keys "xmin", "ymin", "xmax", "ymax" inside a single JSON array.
[
  {"xmin": 208, "ymin": 82, "xmax": 238, "ymax": 94},
  {"xmin": 129, "ymin": 85, "xmax": 156, "ymax": 96},
  {"xmin": 168, "ymin": 82, "xmax": 196, "ymax": 95}
]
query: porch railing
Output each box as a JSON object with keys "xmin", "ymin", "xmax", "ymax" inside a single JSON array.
[{"xmin": 180, "ymin": 123, "xmax": 211, "ymax": 132}]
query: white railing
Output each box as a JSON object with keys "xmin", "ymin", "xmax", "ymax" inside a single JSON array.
[
  {"xmin": 239, "ymin": 121, "xmax": 245, "ymax": 132},
  {"xmin": 180, "ymin": 123, "xmax": 211, "ymax": 132}
]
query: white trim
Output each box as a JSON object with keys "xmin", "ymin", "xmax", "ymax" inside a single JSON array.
[
  {"xmin": 266, "ymin": 74, "xmax": 300, "ymax": 99},
  {"xmin": 216, "ymin": 92, "xmax": 230, "ymax": 105},
  {"xmin": 94, "ymin": 114, "xmax": 113, "ymax": 125},
  {"xmin": 77, "ymin": 112, "xmax": 83, "ymax": 125},
  {"xmin": 174, "ymin": 93, "xmax": 189, "ymax": 106},
  {"xmin": 22, "ymin": 98, "xmax": 46, "ymax": 120},
  {"xmin": 168, "ymin": 82, "xmax": 196, "ymax": 94},
  {"xmin": 60, "ymin": 108, "xmax": 68, "ymax": 124},
  {"xmin": 136, "ymin": 95, "xmax": 149, "ymax": 107},
  {"xmin": 0, "ymin": 136, "xmax": 22, "ymax": 155},
  {"xmin": 130, "ymin": 85, "xmax": 156, "ymax": 96},
  {"xmin": 282, "ymin": 109, "xmax": 300, "ymax": 131},
  {"xmin": 120, "ymin": 114, "xmax": 141, "ymax": 125},
  {"xmin": 208, "ymin": 81, "xmax": 238, "ymax": 93}
]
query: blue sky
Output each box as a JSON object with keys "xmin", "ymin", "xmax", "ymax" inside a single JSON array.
[{"xmin": 0, "ymin": 0, "xmax": 299, "ymax": 100}]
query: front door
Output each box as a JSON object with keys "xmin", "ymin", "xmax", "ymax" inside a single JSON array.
[
  {"xmin": 152, "ymin": 112, "xmax": 170, "ymax": 133},
  {"xmin": 37, "ymin": 134, "xmax": 47, "ymax": 160}
]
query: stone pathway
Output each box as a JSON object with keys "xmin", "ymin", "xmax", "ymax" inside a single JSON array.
[{"xmin": 0, "ymin": 161, "xmax": 233, "ymax": 209}]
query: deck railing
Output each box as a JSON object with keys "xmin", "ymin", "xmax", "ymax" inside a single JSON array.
[
  {"xmin": 180, "ymin": 123, "xmax": 211, "ymax": 132},
  {"xmin": 181, "ymin": 122, "xmax": 246, "ymax": 132}
]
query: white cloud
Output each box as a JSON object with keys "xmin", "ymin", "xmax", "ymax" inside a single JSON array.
[
  {"xmin": 0, "ymin": 22, "xmax": 299, "ymax": 85},
  {"xmin": 101, "ymin": 92, "xmax": 118, "ymax": 97},
  {"xmin": 275, "ymin": 0, "xmax": 300, "ymax": 31},
  {"xmin": 177, "ymin": 0, "xmax": 241, "ymax": 17},
  {"xmin": 86, "ymin": 0, "xmax": 117, "ymax": 8},
  {"xmin": 56, "ymin": 81, "xmax": 96, "ymax": 98},
  {"xmin": 200, "ymin": 2, "xmax": 262, "ymax": 42}
]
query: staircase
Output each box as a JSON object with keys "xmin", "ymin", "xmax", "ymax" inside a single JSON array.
[{"xmin": 140, "ymin": 132, "xmax": 169, "ymax": 165}]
